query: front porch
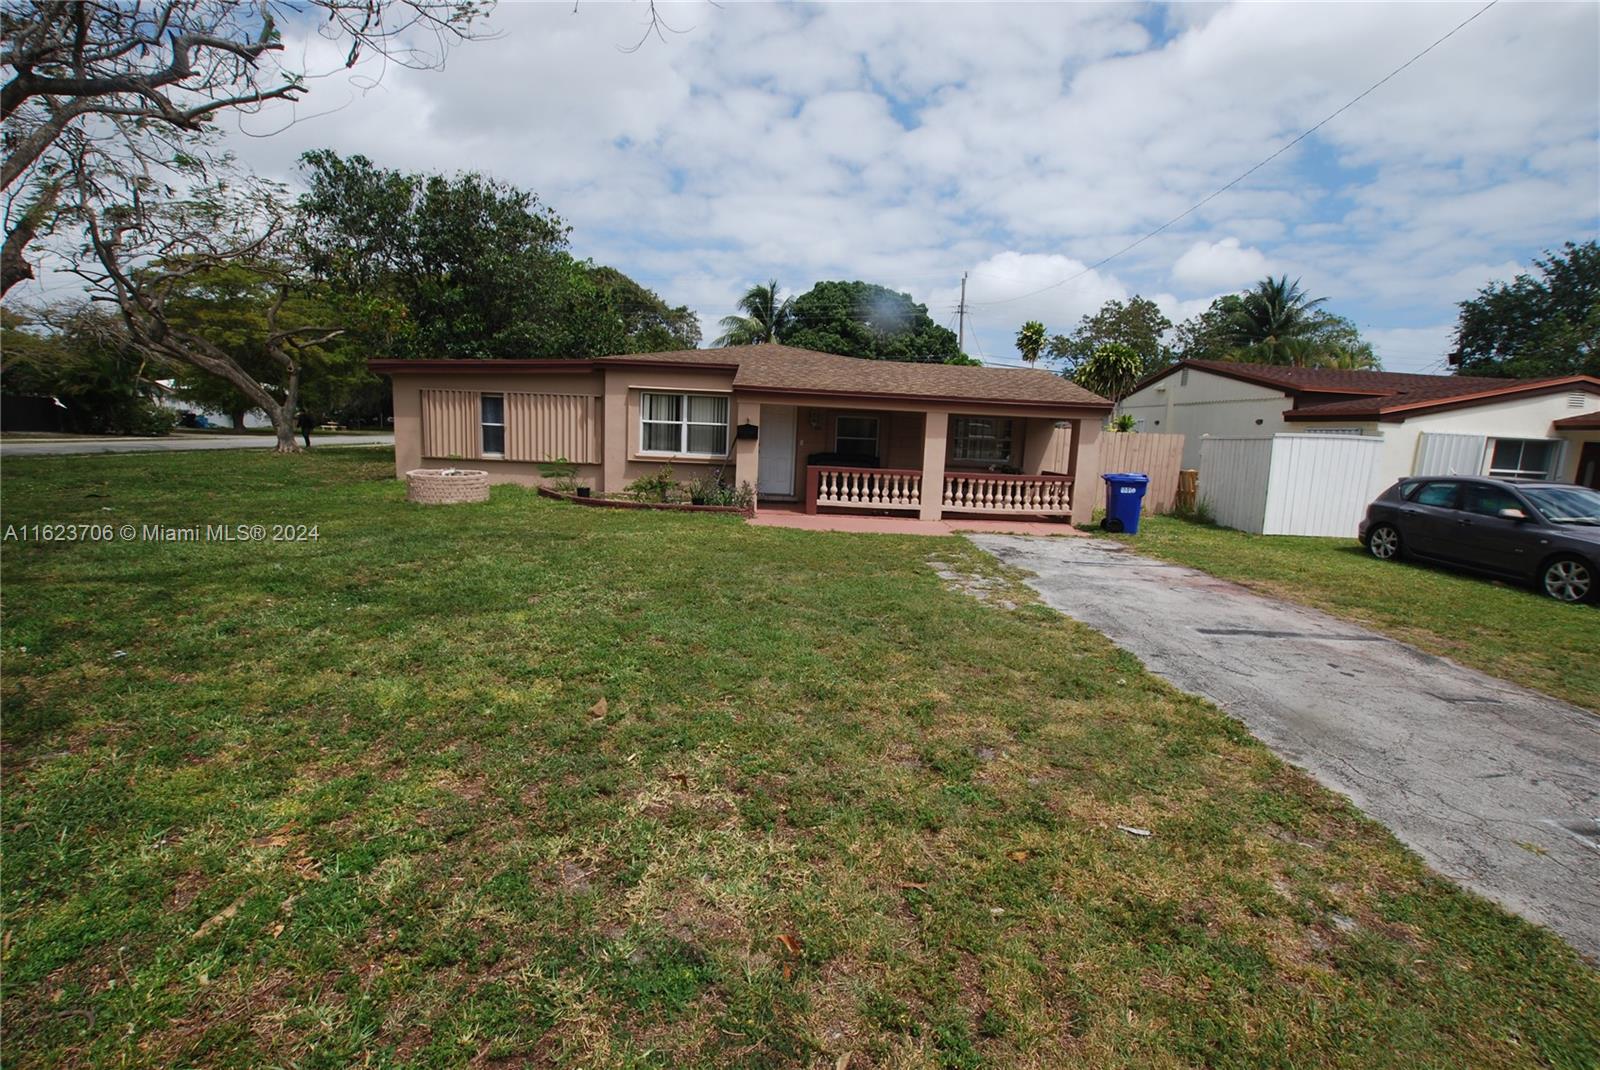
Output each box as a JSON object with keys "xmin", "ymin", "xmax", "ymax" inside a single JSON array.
[
  {"xmin": 748, "ymin": 501, "xmax": 1087, "ymax": 537},
  {"xmin": 732, "ymin": 400, "xmax": 1101, "ymax": 524}
]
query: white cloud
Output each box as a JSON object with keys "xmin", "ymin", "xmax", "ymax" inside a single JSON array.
[
  {"xmin": 1172, "ymin": 238, "xmax": 1274, "ymax": 289},
  {"xmin": 15, "ymin": 1, "xmax": 1596, "ymax": 381},
  {"xmin": 1366, "ymin": 324, "xmax": 1458, "ymax": 374}
]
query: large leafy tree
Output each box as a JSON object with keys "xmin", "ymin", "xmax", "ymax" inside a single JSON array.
[
  {"xmin": 297, "ymin": 150, "xmax": 636, "ymax": 360},
  {"xmin": 1169, "ymin": 294, "xmax": 1243, "ymax": 363},
  {"xmin": 781, "ymin": 280, "xmax": 965, "ymax": 363},
  {"xmin": 1451, "ymin": 241, "xmax": 1600, "ymax": 379},
  {"xmin": 0, "ymin": 0, "xmax": 486, "ymax": 296},
  {"xmin": 69, "ymin": 170, "xmax": 352, "ymax": 450},
  {"xmin": 1046, "ymin": 296, "xmax": 1172, "ymax": 379},
  {"xmin": 586, "ymin": 265, "xmax": 700, "ymax": 352},
  {"xmin": 1, "ymin": 302, "xmax": 172, "ymax": 434},
  {"xmin": 161, "ymin": 259, "xmax": 384, "ymax": 428},
  {"xmin": 715, "ymin": 279, "xmax": 790, "ymax": 346}
]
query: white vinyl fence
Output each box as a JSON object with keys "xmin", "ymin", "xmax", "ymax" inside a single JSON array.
[{"xmin": 1198, "ymin": 434, "xmax": 1388, "ymax": 537}]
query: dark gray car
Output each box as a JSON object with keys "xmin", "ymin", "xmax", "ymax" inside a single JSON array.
[{"xmin": 1358, "ymin": 476, "xmax": 1600, "ymax": 603}]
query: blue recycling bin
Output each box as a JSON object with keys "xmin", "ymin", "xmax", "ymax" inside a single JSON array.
[{"xmin": 1101, "ymin": 472, "xmax": 1151, "ymax": 534}]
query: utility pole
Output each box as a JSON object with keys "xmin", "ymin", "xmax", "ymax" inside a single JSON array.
[{"xmin": 957, "ymin": 271, "xmax": 968, "ymax": 353}]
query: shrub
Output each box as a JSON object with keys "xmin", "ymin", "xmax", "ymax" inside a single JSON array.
[
  {"xmin": 119, "ymin": 400, "xmax": 177, "ymax": 437},
  {"xmin": 625, "ymin": 464, "xmax": 677, "ymax": 503},
  {"xmin": 537, "ymin": 456, "xmax": 583, "ymax": 494},
  {"xmin": 685, "ymin": 468, "xmax": 754, "ymax": 509}
]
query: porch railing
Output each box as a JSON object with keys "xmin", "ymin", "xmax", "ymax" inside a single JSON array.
[
  {"xmin": 804, "ymin": 465, "xmax": 1073, "ymax": 517},
  {"xmin": 806, "ymin": 466, "xmax": 923, "ymax": 513},
  {"xmin": 942, "ymin": 472, "xmax": 1073, "ymax": 515}
]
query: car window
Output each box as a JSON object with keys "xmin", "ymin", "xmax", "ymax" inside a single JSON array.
[
  {"xmin": 1412, "ymin": 482, "xmax": 1459, "ymax": 508},
  {"xmin": 1461, "ymin": 484, "xmax": 1524, "ymax": 517},
  {"xmin": 1521, "ymin": 485, "xmax": 1600, "ymax": 525}
]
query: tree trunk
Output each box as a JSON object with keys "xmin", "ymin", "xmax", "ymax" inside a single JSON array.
[
  {"xmin": 231, "ymin": 409, "xmax": 247, "ymax": 432},
  {"xmin": 272, "ymin": 410, "xmax": 301, "ymax": 453}
]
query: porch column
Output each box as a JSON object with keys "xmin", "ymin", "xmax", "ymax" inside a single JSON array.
[
  {"xmin": 919, "ymin": 410, "xmax": 949, "ymax": 521},
  {"xmin": 732, "ymin": 397, "xmax": 761, "ymax": 506},
  {"xmin": 1020, "ymin": 417, "xmax": 1055, "ymax": 475},
  {"xmin": 1066, "ymin": 416, "xmax": 1101, "ymax": 525},
  {"xmin": 601, "ymin": 371, "xmax": 628, "ymax": 494}
]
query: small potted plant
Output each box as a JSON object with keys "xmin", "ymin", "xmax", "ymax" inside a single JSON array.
[
  {"xmin": 688, "ymin": 473, "xmax": 715, "ymax": 505},
  {"xmin": 538, "ymin": 457, "xmax": 587, "ymax": 497}
]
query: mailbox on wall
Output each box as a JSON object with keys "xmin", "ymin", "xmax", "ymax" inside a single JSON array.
[{"xmin": 736, "ymin": 422, "xmax": 759, "ymax": 441}]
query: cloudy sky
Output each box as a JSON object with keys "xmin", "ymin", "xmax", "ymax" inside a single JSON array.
[{"xmin": 223, "ymin": 2, "xmax": 1597, "ymax": 370}]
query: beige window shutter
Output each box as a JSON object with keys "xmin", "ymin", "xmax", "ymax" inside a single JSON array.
[
  {"xmin": 504, "ymin": 393, "xmax": 599, "ymax": 464},
  {"xmin": 420, "ymin": 389, "xmax": 480, "ymax": 459}
]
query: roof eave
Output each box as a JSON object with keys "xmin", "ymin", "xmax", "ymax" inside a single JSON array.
[{"xmin": 732, "ymin": 383, "xmax": 1113, "ymax": 411}]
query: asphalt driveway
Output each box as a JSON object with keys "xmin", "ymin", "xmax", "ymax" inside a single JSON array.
[
  {"xmin": 0, "ymin": 432, "xmax": 393, "ymax": 457},
  {"xmin": 972, "ymin": 534, "xmax": 1600, "ymax": 962}
]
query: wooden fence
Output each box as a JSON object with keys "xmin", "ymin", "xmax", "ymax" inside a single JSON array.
[{"xmin": 1087, "ymin": 432, "xmax": 1186, "ymax": 514}]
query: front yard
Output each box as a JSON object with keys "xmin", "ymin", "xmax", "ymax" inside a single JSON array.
[
  {"xmin": 2, "ymin": 450, "xmax": 1596, "ymax": 1069},
  {"xmin": 1108, "ymin": 515, "xmax": 1600, "ymax": 713}
]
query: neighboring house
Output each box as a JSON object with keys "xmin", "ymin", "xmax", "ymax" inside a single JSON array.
[
  {"xmin": 370, "ymin": 344, "xmax": 1112, "ymax": 522},
  {"xmin": 152, "ymin": 380, "xmax": 273, "ymax": 430},
  {"xmin": 1122, "ymin": 360, "xmax": 1600, "ymax": 490}
]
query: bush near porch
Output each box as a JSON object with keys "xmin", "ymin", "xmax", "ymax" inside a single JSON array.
[{"xmin": 1, "ymin": 450, "xmax": 1596, "ymax": 1069}]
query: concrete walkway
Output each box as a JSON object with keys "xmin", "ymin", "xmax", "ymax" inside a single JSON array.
[
  {"xmin": 971, "ymin": 534, "xmax": 1600, "ymax": 962},
  {"xmin": 0, "ymin": 433, "xmax": 393, "ymax": 457},
  {"xmin": 749, "ymin": 504, "xmax": 1084, "ymax": 537}
]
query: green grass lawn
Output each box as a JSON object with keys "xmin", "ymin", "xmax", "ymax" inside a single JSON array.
[
  {"xmin": 2, "ymin": 450, "xmax": 1596, "ymax": 1069},
  {"xmin": 1105, "ymin": 516, "xmax": 1600, "ymax": 713}
]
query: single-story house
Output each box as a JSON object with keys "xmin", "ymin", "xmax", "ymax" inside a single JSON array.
[
  {"xmin": 369, "ymin": 344, "xmax": 1113, "ymax": 522},
  {"xmin": 1121, "ymin": 360, "xmax": 1600, "ymax": 489}
]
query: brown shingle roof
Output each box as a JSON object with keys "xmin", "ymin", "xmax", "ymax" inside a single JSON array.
[
  {"xmin": 1136, "ymin": 359, "xmax": 1600, "ymax": 422},
  {"xmin": 710, "ymin": 344, "xmax": 1109, "ymax": 408},
  {"xmin": 1148, "ymin": 358, "xmax": 1513, "ymax": 398},
  {"xmin": 370, "ymin": 345, "xmax": 1111, "ymax": 409},
  {"xmin": 1552, "ymin": 411, "xmax": 1600, "ymax": 430},
  {"xmin": 1284, "ymin": 375, "xmax": 1600, "ymax": 421}
]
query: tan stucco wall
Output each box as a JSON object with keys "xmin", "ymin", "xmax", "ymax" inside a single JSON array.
[
  {"xmin": 391, "ymin": 369, "xmax": 605, "ymax": 482},
  {"xmin": 607, "ymin": 367, "xmax": 738, "ymax": 488},
  {"xmin": 389, "ymin": 369, "xmax": 1106, "ymax": 513},
  {"xmin": 391, "ymin": 367, "xmax": 738, "ymax": 493}
]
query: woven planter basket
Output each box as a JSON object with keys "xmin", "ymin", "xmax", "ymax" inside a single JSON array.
[{"xmin": 405, "ymin": 468, "xmax": 490, "ymax": 505}]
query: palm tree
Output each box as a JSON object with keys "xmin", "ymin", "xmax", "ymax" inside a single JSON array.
[
  {"xmin": 1014, "ymin": 320, "xmax": 1046, "ymax": 366},
  {"xmin": 714, "ymin": 279, "xmax": 791, "ymax": 346},
  {"xmin": 1223, "ymin": 275, "xmax": 1328, "ymax": 366}
]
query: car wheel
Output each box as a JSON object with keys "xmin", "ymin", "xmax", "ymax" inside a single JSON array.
[
  {"xmin": 1540, "ymin": 555, "xmax": 1595, "ymax": 604},
  {"xmin": 1366, "ymin": 523, "xmax": 1401, "ymax": 561}
]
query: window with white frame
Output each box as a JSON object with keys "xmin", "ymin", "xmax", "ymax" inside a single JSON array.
[
  {"xmin": 1487, "ymin": 438, "xmax": 1557, "ymax": 479},
  {"xmin": 835, "ymin": 414, "xmax": 879, "ymax": 459},
  {"xmin": 951, "ymin": 416, "xmax": 1015, "ymax": 463},
  {"xmin": 640, "ymin": 392, "xmax": 729, "ymax": 456},
  {"xmin": 481, "ymin": 393, "xmax": 505, "ymax": 456}
]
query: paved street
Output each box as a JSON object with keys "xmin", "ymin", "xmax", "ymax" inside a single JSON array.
[
  {"xmin": 0, "ymin": 433, "xmax": 393, "ymax": 457},
  {"xmin": 972, "ymin": 534, "xmax": 1600, "ymax": 962}
]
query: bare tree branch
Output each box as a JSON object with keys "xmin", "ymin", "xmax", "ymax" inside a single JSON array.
[{"xmin": 1, "ymin": 0, "xmax": 490, "ymax": 296}]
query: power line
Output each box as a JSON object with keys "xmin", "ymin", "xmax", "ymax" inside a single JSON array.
[{"xmin": 968, "ymin": 0, "xmax": 1501, "ymax": 310}]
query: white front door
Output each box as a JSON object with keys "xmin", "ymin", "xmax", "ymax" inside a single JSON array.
[{"xmin": 756, "ymin": 405, "xmax": 797, "ymax": 497}]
